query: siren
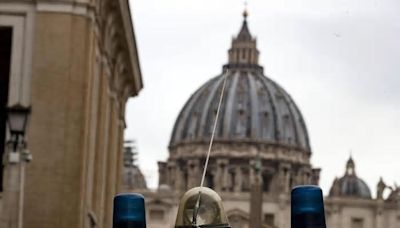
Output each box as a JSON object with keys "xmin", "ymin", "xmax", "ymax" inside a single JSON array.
[
  {"xmin": 175, "ymin": 187, "xmax": 231, "ymax": 228},
  {"xmin": 291, "ymin": 185, "xmax": 327, "ymax": 228},
  {"xmin": 113, "ymin": 193, "xmax": 147, "ymax": 228}
]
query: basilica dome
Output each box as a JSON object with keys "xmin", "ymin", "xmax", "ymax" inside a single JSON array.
[
  {"xmin": 169, "ymin": 16, "xmax": 310, "ymax": 154},
  {"xmin": 329, "ymin": 157, "xmax": 372, "ymax": 199},
  {"xmin": 159, "ymin": 12, "xmax": 318, "ymax": 196}
]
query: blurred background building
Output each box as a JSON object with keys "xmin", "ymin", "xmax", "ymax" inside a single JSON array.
[
  {"xmin": 130, "ymin": 12, "xmax": 400, "ymax": 228},
  {"xmin": 0, "ymin": 0, "xmax": 142, "ymax": 227},
  {"xmin": 123, "ymin": 140, "xmax": 147, "ymax": 191}
]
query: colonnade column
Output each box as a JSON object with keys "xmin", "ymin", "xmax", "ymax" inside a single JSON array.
[
  {"xmin": 175, "ymin": 166, "xmax": 184, "ymax": 191},
  {"xmin": 279, "ymin": 163, "xmax": 290, "ymax": 193},
  {"xmin": 234, "ymin": 166, "xmax": 242, "ymax": 192},
  {"xmin": 187, "ymin": 159, "xmax": 200, "ymax": 188},
  {"xmin": 166, "ymin": 161, "xmax": 176, "ymax": 188},
  {"xmin": 215, "ymin": 159, "xmax": 229, "ymax": 192}
]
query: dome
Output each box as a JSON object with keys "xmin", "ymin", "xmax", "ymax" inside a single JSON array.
[
  {"xmin": 329, "ymin": 157, "xmax": 372, "ymax": 199},
  {"xmin": 170, "ymin": 71, "xmax": 310, "ymax": 152},
  {"xmin": 123, "ymin": 166, "xmax": 147, "ymax": 190},
  {"xmin": 158, "ymin": 12, "xmax": 318, "ymax": 195},
  {"xmin": 169, "ymin": 17, "xmax": 310, "ymax": 153}
]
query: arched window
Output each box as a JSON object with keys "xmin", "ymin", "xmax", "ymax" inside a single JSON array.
[
  {"xmin": 262, "ymin": 173, "xmax": 273, "ymax": 192},
  {"xmin": 229, "ymin": 169, "xmax": 236, "ymax": 192},
  {"xmin": 241, "ymin": 168, "xmax": 251, "ymax": 192},
  {"xmin": 205, "ymin": 173, "xmax": 214, "ymax": 189}
]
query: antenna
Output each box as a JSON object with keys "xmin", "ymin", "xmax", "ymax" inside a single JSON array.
[
  {"xmin": 191, "ymin": 5, "xmax": 248, "ymax": 226},
  {"xmin": 192, "ymin": 70, "xmax": 229, "ymax": 225},
  {"xmin": 199, "ymin": 72, "xmax": 228, "ymax": 188}
]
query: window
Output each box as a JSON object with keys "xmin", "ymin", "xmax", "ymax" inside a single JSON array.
[
  {"xmin": 264, "ymin": 213, "xmax": 275, "ymax": 227},
  {"xmin": 351, "ymin": 218, "xmax": 364, "ymax": 228},
  {"xmin": 0, "ymin": 27, "xmax": 13, "ymax": 192},
  {"xmin": 229, "ymin": 170, "xmax": 235, "ymax": 191},
  {"xmin": 241, "ymin": 169, "xmax": 250, "ymax": 192},
  {"xmin": 262, "ymin": 173, "xmax": 272, "ymax": 192},
  {"xmin": 205, "ymin": 173, "xmax": 214, "ymax": 189}
]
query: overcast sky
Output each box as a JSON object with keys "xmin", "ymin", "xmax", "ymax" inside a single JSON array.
[{"xmin": 126, "ymin": 0, "xmax": 400, "ymax": 196}]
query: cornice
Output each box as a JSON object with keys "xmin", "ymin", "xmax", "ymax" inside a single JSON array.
[
  {"xmin": 118, "ymin": 0, "xmax": 143, "ymax": 94},
  {"xmin": 169, "ymin": 142, "xmax": 311, "ymax": 165},
  {"xmin": 36, "ymin": 1, "xmax": 95, "ymax": 17},
  {"xmin": 325, "ymin": 197, "xmax": 379, "ymax": 208},
  {"xmin": 1, "ymin": 0, "xmax": 143, "ymax": 100},
  {"xmin": 98, "ymin": 0, "xmax": 143, "ymax": 99}
]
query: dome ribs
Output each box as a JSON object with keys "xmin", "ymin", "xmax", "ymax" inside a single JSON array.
[
  {"xmin": 267, "ymin": 79, "xmax": 300, "ymax": 149},
  {"xmin": 254, "ymin": 76, "xmax": 274, "ymax": 139},
  {"xmin": 258, "ymin": 75, "xmax": 280, "ymax": 143},
  {"xmin": 277, "ymin": 85, "xmax": 310, "ymax": 152},
  {"xmin": 229, "ymin": 72, "xmax": 251, "ymax": 138},
  {"xmin": 202, "ymin": 73, "xmax": 232, "ymax": 140},
  {"xmin": 183, "ymin": 80, "xmax": 215, "ymax": 140},
  {"xmin": 172, "ymin": 77, "xmax": 217, "ymax": 144},
  {"xmin": 222, "ymin": 71, "xmax": 240, "ymax": 138},
  {"xmin": 198, "ymin": 72, "xmax": 232, "ymax": 138},
  {"xmin": 169, "ymin": 71, "xmax": 312, "ymax": 153},
  {"xmin": 247, "ymin": 72, "xmax": 261, "ymax": 139}
]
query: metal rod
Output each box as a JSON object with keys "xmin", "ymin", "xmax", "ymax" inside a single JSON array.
[{"xmin": 192, "ymin": 71, "xmax": 229, "ymax": 225}]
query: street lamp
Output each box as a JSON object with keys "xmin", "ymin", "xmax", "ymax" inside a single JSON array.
[
  {"xmin": 6, "ymin": 104, "xmax": 31, "ymax": 151},
  {"xmin": 3, "ymin": 103, "xmax": 31, "ymax": 228}
]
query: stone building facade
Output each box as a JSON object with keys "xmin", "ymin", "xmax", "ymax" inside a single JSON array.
[
  {"xmin": 325, "ymin": 158, "xmax": 400, "ymax": 228},
  {"xmin": 0, "ymin": 0, "xmax": 142, "ymax": 227},
  {"xmin": 134, "ymin": 12, "xmax": 400, "ymax": 228}
]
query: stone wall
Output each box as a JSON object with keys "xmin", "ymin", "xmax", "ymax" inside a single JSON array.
[{"xmin": 0, "ymin": 1, "xmax": 142, "ymax": 227}]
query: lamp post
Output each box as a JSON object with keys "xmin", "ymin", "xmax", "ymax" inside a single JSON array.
[
  {"xmin": 6, "ymin": 104, "xmax": 31, "ymax": 150},
  {"xmin": 3, "ymin": 103, "xmax": 32, "ymax": 228}
]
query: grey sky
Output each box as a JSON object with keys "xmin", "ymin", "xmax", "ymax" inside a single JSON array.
[{"xmin": 126, "ymin": 0, "xmax": 400, "ymax": 195}]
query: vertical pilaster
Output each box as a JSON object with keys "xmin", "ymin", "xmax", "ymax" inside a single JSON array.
[
  {"xmin": 116, "ymin": 112, "xmax": 125, "ymax": 193},
  {"xmin": 234, "ymin": 166, "xmax": 242, "ymax": 192},
  {"xmin": 103, "ymin": 97, "xmax": 116, "ymax": 228},
  {"xmin": 175, "ymin": 165, "xmax": 184, "ymax": 191},
  {"xmin": 215, "ymin": 159, "xmax": 229, "ymax": 192},
  {"xmin": 167, "ymin": 161, "xmax": 176, "ymax": 188},
  {"xmin": 249, "ymin": 158, "xmax": 263, "ymax": 228},
  {"xmin": 187, "ymin": 159, "xmax": 200, "ymax": 189},
  {"xmin": 279, "ymin": 163, "xmax": 290, "ymax": 193},
  {"xmin": 92, "ymin": 58, "xmax": 110, "ymax": 227}
]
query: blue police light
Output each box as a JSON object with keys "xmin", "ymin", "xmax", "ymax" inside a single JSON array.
[
  {"xmin": 113, "ymin": 193, "xmax": 146, "ymax": 228},
  {"xmin": 291, "ymin": 185, "xmax": 326, "ymax": 228}
]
